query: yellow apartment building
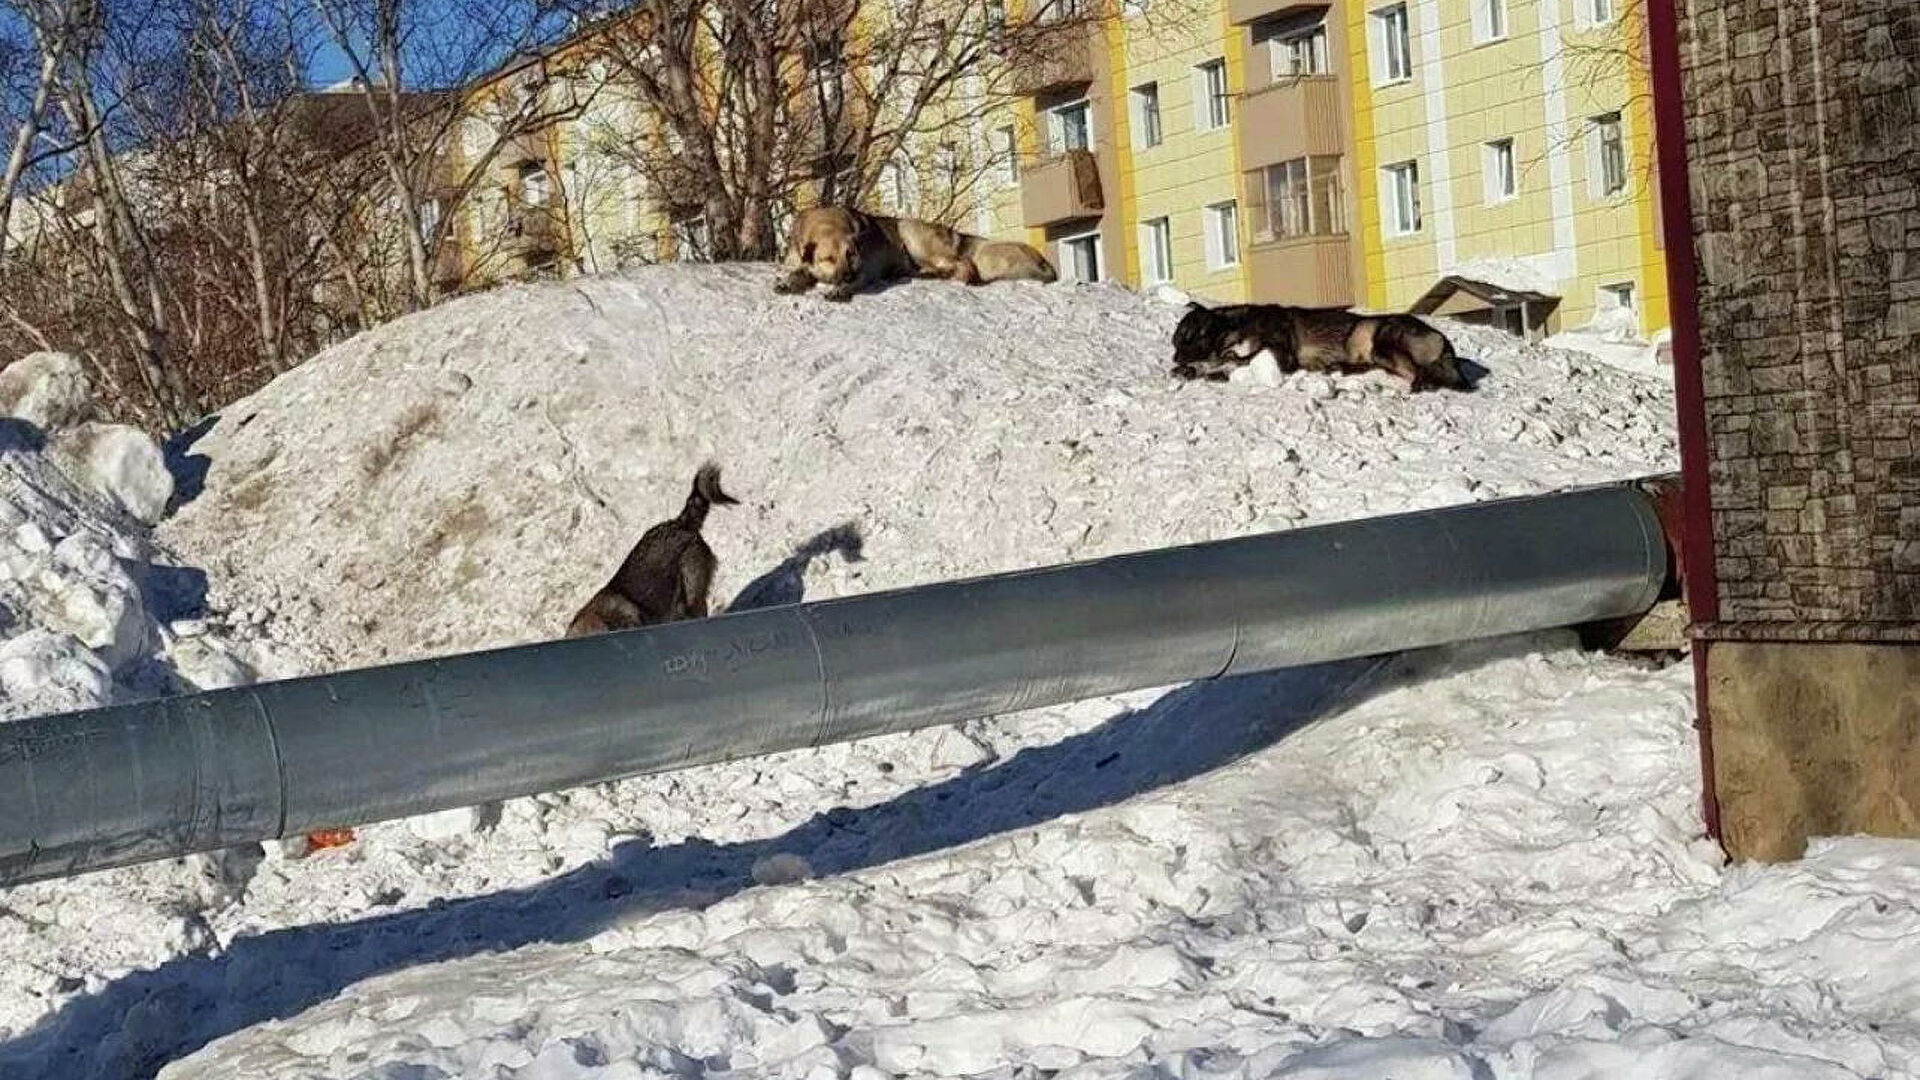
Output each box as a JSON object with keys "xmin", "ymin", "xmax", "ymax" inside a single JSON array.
[
  {"xmin": 448, "ymin": 0, "xmax": 1666, "ymax": 338},
  {"xmin": 979, "ymin": 0, "xmax": 1666, "ymax": 336}
]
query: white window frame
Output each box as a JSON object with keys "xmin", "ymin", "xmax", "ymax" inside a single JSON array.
[
  {"xmin": 1049, "ymin": 98, "xmax": 1094, "ymax": 155},
  {"xmin": 1193, "ymin": 59, "xmax": 1231, "ymax": 132},
  {"xmin": 1370, "ymin": 4, "xmax": 1413, "ymax": 85},
  {"xmin": 1471, "ymin": 0, "xmax": 1506, "ymax": 45},
  {"xmin": 675, "ymin": 214, "xmax": 710, "ymax": 262},
  {"xmin": 1583, "ymin": 0, "xmax": 1616, "ymax": 26},
  {"xmin": 1270, "ymin": 22, "xmax": 1330, "ymax": 78},
  {"xmin": 1588, "ymin": 111, "xmax": 1628, "ymax": 198},
  {"xmin": 997, "ymin": 125, "xmax": 1019, "ymax": 183},
  {"xmin": 1139, "ymin": 216, "xmax": 1173, "ymax": 283},
  {"xmin": 1130, "ymin": 82, "xmax": 1163, "ymax": 149},
  {"xmin": 1057, "ymin": 229, "xmax": 1103, "ymax": 284},
  {"xmin": 419, "ymin": 196, "xmax": 443, "ymax": 241},
  {"xmin": 1599, "ymin": 281, "xmax": 1636, "ymax": 313},
  {"xmin": 1381, "ymin": 159, "xmax": 1422, "ymax": 236},
  {"xmin": 1483, "ymin": 137, "xmax": 1517, "ymax": 204},
  {"xmin": 1203, "ymin": 200, "xmax": 1240, "ymax": 270},
  {"xmin": 518, "ymin": 162, "xmax": 552, "ymax": 208}
]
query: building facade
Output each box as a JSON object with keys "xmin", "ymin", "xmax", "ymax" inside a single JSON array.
[
  {"xmin": 449, "ymin": 0, "xmax": 1668, "ymax": 338},
  {"xmin": 973, "ymin": 0, "xmax": 1668, "ymax": 336}
]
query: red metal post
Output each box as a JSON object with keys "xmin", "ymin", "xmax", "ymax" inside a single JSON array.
[{"xmin": 1645, "ymin": 0, "xmax": 1723, "ymax": 843}]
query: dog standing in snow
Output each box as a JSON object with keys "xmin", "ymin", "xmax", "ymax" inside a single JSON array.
[
  {"xmin": 1171, "ymin": 301, "xmax": 1469, "ymax": 392},
  {"xmin": 565, "ymin": 464, "xmax": 739, "ymax": 637}
]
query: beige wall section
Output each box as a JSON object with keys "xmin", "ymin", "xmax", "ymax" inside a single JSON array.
[{"xmin": 1708, "ymin": 642, "xmax": 1920, "ymax": 863}]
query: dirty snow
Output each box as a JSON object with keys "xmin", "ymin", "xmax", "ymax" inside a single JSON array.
[{"xmin": 0, "ymin": 265, "xmax": 1912, "ymax": 1079}]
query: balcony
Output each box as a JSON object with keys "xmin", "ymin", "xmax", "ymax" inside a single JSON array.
[
  {"xmin": 494, "ymin": 130, "xmax": 551, "ymax": 177},
  {"xmin": 505, "ymin": 204, "xmax": 562, "ymax": 258},
  {"xmin": 432, "ymin": 243, "xmax": 465, "ymax": 289},
  {"xmin": 1003, "ymin": 23, "xmax": 1097, "ymax": 96},
  {"xmin": 1244, "ymin": 232, "xmax": 1355, "ymax": 307},
  {"xmin": 1020, "ymin": 149, "xmax": 1104, "ymax": 227},
  {"xmin": 1229, "ymin": 0, "xmax": 1328, "ymax": 26},
  {"xmin": 1236, "ymin": 75, "xmax": 1344, "ymax": 171}
]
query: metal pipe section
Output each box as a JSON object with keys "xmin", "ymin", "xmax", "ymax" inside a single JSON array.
[{"xmin": 0, "ymin": 481, "xmax": 1669, "ymax": 886}]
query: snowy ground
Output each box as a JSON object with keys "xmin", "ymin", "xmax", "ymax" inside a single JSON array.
[{"xmin": 0, "ymin": 265, "xmax": 1915, "ymax": 1079}]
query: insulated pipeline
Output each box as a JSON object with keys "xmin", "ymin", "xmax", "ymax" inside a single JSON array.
[{"xmin": 0, "ymin": 480, "xmax": 1670, "ymax": 886}]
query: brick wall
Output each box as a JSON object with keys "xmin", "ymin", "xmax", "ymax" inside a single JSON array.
[{"xmin": 1680, "ymin": 0, "xmax": 1920, "ymax": 627}]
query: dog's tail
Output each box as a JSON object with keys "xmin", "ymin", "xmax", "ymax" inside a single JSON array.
[{"xmin": 679, "ymin": 462, "xmax": 739, "ymax": 530}]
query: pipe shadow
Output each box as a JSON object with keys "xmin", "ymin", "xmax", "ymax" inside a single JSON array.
[
  {"xmin": 727, "ymin": 523, "xmax": 865, "ymax": 613},
  {"xmin": 0, "ymin": 648, "xmax": 1424, "ymax": 1079}
]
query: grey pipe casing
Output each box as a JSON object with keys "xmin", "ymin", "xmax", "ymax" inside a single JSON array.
[{"xmin": 0, "ymin": 482, "xmax": 1667, "ymax": 886}]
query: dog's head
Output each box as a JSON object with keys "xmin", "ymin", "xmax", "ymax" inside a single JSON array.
[
  {"xmin": 805, "ymin": 229, "xmax": 861, "ymax": 285},
  {"xmin": 1171, "ymin": 302, "xmax": 1231, "ymax": 364}
]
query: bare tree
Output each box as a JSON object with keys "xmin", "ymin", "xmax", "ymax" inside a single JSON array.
[
  {"xmin": 555, "ymin": 0, "xmax": 1147, "ymax": 259},
  {"xmin": 307, "ymin": 0, "xmax": 596, "ymax": 311}
]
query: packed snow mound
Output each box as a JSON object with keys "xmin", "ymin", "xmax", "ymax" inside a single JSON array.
[
  {"xmin": 161, "ymin": 263, "xmax": 1676, "ymax": 668},
  {"xmin": 0, "ymin": 436, "xmax": 296, "ymax": 721},
  {"xmin": 3, "ymin": 265, "xmax": 1915, "ymax": 1079},
  {"xmin": 154, "ymin": 643, "xmax": 1920, "ymax": 1079},
  {"xmin": 0, "ymin": 351, "xmax": 174, "ymax": 524}
]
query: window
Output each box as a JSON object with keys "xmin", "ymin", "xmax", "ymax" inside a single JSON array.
[
  {"xmin": 1258, "ymin": 156, "xmax": 1346, "ymax": 241},
  {"xmin": 1495, "ymin": 305, "xmax": 1526, "ymax": 338},
  {"xmin": 882, "ymin": 157, "xmax": 916, "ymax": 211},
  {"xmin": 1272, "ymin": 23, "xmax": 1330, "ymax": 77},
  {"xmin": 934, "ymin": 143, "xmax": 960, "ymax": 189},
  {"xmin": 1383, "ymin": 159, "xmax": 1421, "ymax": 235},
  {"xmin": 1140, "ymin": 217, "xmax": 1172, "ymax": 283},
  {"xmin": 1059, "ymin": 232, "xmax": 1102, "ymax": 283},
  {"xmin": 1483, "ymin": 137, "xmax": 1516, "ymax": 203},
  {"xmin": 809, "ymin": 51, "xmax": 846, "ymax": 118},
  {"xmin": 1049, "ymin": 99, "xmax": 1092, "ymax": 154},
  {"xmin": 675, "ymin": 214, "xmax": 709, "ymax": 261},
  {"xmin": 1600, "ymin": 281, "xmax": 1636, "ymax": 312},
  {"xmin": 1123, "ymin": 0, "xmax": 1149, "ymax": 16},
  {"xmin": 985, "ymin": 0, "xmax": 1005, "ymax": 37},
  {"xmin": 419, "ymin": 196, "xmax": 442, "ymax": 241},
  {"xmin": 1204, "ymin": 200, "xmax": 1239, "ymax": 269},
  {"xmin": 1471, "ymin": 0, "xmax": 1505, "ymax": 43},
  {"xmin": 997, "ymin": 125, "xmax": 1019, "ymax": 183},
  {"xmin": 1194, "ymin": 59, "xmax": 1230, "ymax": 131},
  {"xmin": 1370, "ymin": 4, "xmax": 1412, "ymax": 84},
  {"xmin": 1131, "ymin": 83, "xmax": 1163, "ymax": 148},
  {"xmin": 1586, "ymin": 0, "xmax": 1615, "ymax": 24},
  {"xmin": 1264, "ymin": 160, "xmax": 1310, "ymax": 239},
  {"xmin": 518, "ymin": 162, "xmax": 551, "ymax": 207},
  {"xmin": 1590, "ymin": 112, "xmax": 1627, "ymax": 196}
]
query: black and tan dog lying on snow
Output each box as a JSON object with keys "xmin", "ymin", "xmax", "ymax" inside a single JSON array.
[{"xmin": 1170, "ymin": 300, "xmax": 1471, "ymax": 392}]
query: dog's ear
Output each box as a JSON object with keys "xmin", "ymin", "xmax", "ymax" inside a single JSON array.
[{"xmin": 1186, "ymin": 300, "xmax": 1205, "ymax": 311}]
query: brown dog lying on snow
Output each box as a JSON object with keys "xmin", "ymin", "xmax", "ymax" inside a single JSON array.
[
  {"xmin": 565, "ymin": 463, "xmax": 739, "ymax": 637},
  {"xmin": 773, "ymin": 205, "xmax": 1055, "ymax": 300}
]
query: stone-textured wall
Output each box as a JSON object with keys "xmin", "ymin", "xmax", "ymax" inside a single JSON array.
[{"xmin": 1680, "ymin": 0, "xmax": 1920, "ymax": 627}]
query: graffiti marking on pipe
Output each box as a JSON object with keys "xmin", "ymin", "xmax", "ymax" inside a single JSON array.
[{"xmin": 664, "ymin": 627, "xmax": 805, "ymax": 681}]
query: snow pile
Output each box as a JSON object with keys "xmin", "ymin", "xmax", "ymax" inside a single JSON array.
[
  {"xmin": 159, "ymin": 263, "xmax": 1676, "ymax": 668},
  {"xmin": 0, "ymin": 423, "xmax": 295, "ymax": 724},
  {"xmin": 0, "ymin": 351, "xmax": 175, "ymax": 524},
  {"xmin": 0, "ymin": 265, "xmax": 1912, "ymax": 1079}
]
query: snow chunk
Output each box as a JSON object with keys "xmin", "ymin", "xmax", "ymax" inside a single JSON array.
[
  {"xmin": 0, "ymin": 352, "xmax": 94, "ymax": 431},
  {"xmin": 49, "ymin": 422, "xmax": 174, "ymax": 524}
]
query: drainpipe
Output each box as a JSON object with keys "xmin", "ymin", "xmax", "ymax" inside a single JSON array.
[
  {"xmin": 0, "ymin": 481, "xmax": 1670, "ymax": 887},
  {"xmin": 1644, "ymin": 0, "xmax": 1723, "ymax": 841}
]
